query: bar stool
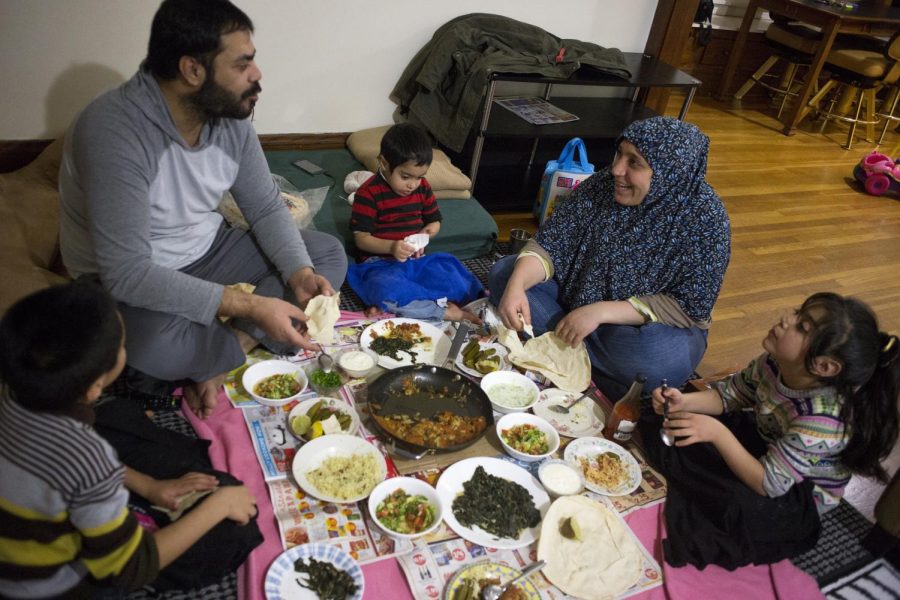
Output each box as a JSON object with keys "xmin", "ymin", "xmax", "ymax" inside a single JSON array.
[
  {"xmin": 805, "ymin": 32, "xmax": 900, "ymax": 150},
  {"xmin": 734, "ymin": 15, "xmax": 821, "ymax": 119}
]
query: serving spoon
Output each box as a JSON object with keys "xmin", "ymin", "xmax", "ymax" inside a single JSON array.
[
  {"xmin": 317, "ymin": 345, "xmax": 334, "ymax": 373},
  {"xmin": 548, "ymin": 389, "xmax": 592, "ymax": 414},
  {"xmin": 481, "ymin": 560, "xmax": 546, "ymax": 600},
  {"xmin": 659, "ymin": 378, "xmax": 675, "ymax": 447}
]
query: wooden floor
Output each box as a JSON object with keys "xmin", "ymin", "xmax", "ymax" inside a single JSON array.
[{"xmin": 492, "ymin": 94, "xmax": 900, "ymax": 380}]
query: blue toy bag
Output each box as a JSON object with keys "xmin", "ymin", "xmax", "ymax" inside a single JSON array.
[{"xmin": 534, "ymin": 137, "xmax": 595, "ymax": 224}]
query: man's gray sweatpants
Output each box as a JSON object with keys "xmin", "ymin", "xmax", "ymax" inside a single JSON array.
[{"xmin": 119, "ymin": 225, "xmax": 347, "ymax": 383}]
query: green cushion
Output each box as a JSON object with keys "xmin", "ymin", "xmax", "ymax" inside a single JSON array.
[{"xmin": 265, "ymin": 149, "xmax": 498, "ymax": 260}]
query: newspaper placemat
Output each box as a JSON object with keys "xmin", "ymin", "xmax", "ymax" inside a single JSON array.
[
  {"xmin": 397, "ymin": 491, "xmax": 662, "ymax": 599},
  {"xmin": 268, "ymin": 478, "xmax": 413, "ymax": 564}
]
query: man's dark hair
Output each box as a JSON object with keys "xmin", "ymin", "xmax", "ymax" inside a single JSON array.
[
  {"xmin": 0, "ymin": 281, "xmax": 123, "ymax": 411},
  {"xmin": 380, "ymin": 123, "xmax": 433, "ymax": 171},
  {"xmin": 144, "ymin": 0, "xmax": 254, "ymax": 80}
]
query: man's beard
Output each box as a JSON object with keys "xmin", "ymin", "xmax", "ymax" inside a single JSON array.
[{"xmin": 189, "ymin": 76, "xmax": 261, "ymax": 120}]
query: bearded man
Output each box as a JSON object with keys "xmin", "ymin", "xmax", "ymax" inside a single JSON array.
[{"xmin": 59, "ymin": 0, "xmax": 347, "ymax": 418}]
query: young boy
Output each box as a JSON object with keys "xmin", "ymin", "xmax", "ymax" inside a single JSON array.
[
  {"xmin": 0, "ymin": 282, "xmax": 258, "ymax": 598},
  {"xmin": 349, "ymin": 122, "xmax": 482, "ymax": 323}
]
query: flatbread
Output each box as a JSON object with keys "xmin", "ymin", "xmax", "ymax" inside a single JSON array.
[
  {"xmin": 537, "ymin": 495, "xmax": 643, "ymax": 600},
  {"xmin": 497, "ymin": 323, "xmax": 590, "ymax": 392},
  {"xmin": 305, "ymin": 293, "xmax": 341, "ymax": 344}
]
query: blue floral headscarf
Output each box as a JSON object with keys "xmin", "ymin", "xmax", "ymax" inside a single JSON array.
[{"xmin": 534, "ymin": 116, "xmax": 731, "ymax": 322}]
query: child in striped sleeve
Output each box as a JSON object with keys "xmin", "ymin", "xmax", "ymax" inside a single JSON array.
[
  {"xmin": 641, "ymin": 292, "xmax": 899, "ymax": 570},
  {"xmin": 0, "ymin": 282, "xmax": 258, "ymax": 598}
]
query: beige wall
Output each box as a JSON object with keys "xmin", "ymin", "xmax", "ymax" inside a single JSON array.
[{"xmin": 0, "ymin": 0, "xmax": 656, "ymax": 139}]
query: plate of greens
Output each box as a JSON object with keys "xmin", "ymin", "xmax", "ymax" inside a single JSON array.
[
  {"xmin": 264, "ymin": 542, "xmax": 363, "ymax": 600},
  {"xmin": 359, "ymin": 318, "xmax": 450, "ymax": 369},
  {"xmin": 436, "ymin": 457, "xmax": 549, "ymax": 549}
]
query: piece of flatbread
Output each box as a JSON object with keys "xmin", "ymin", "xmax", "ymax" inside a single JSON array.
[
  {"xmin": 151, "ymin": 488, "xmax": 216, "ymax": 522},
  {"xmin": 537, "ymin": 495, "xmax": 643, "ymax": 600},
  {"xmin": 496, "ymin": 323, "xmax": 590, "ymax": 392},
  {"xmin": 305, "ymin": 293, "xmax": 341, "ymax": 344}
]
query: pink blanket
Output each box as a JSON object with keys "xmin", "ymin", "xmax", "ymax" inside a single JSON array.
[{"xmin": 181, "ymin": 314, "xmax": 824, "ymax": 600}]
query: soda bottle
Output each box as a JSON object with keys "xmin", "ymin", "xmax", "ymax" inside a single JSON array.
[{"xmin": 602, "ymin": 373, "xmax": 646, "ymax": 442}]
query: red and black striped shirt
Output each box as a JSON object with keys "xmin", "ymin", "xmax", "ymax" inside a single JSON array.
[{"xmin": 350, "ymin": 172, "xmax": 441, "ymax": 255}]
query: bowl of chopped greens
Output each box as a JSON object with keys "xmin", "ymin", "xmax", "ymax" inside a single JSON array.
[
  {"xmin": 496, "ymin": 412, "xmax": 559, "ymax": 462},
  {"xmin": 367, "ymin": 477, "xmax": 444, "ymax": 540},
  {"xmin": 242, "ymin": 360, "xmax": 307, "ymax": 407},
  {"xmin": 308, "ymin": 367, "xmax": 343, "ymax": 398}
]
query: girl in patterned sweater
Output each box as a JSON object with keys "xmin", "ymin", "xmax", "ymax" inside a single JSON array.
[{"xmin": 640, "ymin": 292, "xmax": 899, "ymax": 569}]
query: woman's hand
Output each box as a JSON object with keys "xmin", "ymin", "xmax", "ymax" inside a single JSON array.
[
  {"xmin": 498, "ymin": 288, "xmax": 530, "ymax": 332},
  {"xmin": 666, "ymin": 412, "xmax": 728, "ymax": 447},
  {"xmin": 554, "ymin": 304, "xmax": 604, "ymax": 347},
  {"xmin": 144, "ymin": 472, "xmax": 219, "ymax": 510}
]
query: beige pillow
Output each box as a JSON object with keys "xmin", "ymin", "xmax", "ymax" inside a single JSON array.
[{"xmin": 346, "ymin": 125, "xmax": 472, "ymax": 198}]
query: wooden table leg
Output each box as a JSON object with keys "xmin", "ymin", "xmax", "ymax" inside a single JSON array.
[
  {"xmin": 781, "ymin": 19, "xmax": 840, "ymax": 136},
  {"xmin": 718, "ymin": 0, "xmax": 758, "ymax": 100}
]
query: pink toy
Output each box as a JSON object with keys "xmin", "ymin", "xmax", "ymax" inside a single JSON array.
[{"xmin": 853, "ymin": 151, "xmax": 900, "ymax": 196}]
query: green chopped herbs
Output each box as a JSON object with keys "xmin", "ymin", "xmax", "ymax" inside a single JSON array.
[
  {"xmin": 452, "ymin": 466, "xmax": 541, "ymax": 539},
  {"xmin": 370, "ymin": 336, "xmax": 418, "ymax": 362},
  {"xmin": 293, "ymin": 557, "xmax": 358, "ymax": 600},
  {"xmin": 310, "ymin": 368, "xmax": 342, "ymax": 388}
]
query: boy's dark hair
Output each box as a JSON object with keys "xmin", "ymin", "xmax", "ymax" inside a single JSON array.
[
  {"xmin": 0, "ymin": 281, "xmax": 123, "ymax": 411},
  {"xmin": 380, "ymin": 123, "xmax": 433, "ymax": 171},
  {"xmin": 144, "ymin": 0, "xmax": 254, "ymax": 80},
  {"xmin": 800, "ymin": 292, "xmax": 899, "ymax": 481}
]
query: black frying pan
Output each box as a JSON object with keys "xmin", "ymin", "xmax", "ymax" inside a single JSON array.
[{"xmin": 367, "ymin": 364, "xmax": 494, "ymax": 458}]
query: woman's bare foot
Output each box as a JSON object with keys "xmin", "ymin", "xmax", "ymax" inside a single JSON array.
[
  {"xmin": 183, "ymin": 374, "xmax": 225, "ymax": 419},
  {"xmin": 365, "ymin": 305, "xmax": 383, "ymax": 318},
  {"xmin": 443, "ymin": 302, "xmax": 483, "ymax": 325}
]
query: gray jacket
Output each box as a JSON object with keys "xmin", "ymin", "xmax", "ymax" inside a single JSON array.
[
  {"xmin": 59, "ymin": 70, "xmax": 311, "ymax": 325},
  {"xmin": 390, "ymin": 13, "xmax": 631, "ymax": 152}
]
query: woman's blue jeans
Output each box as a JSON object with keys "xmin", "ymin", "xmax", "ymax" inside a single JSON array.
[{"xmin": 488, "ymin": 255, "xmax": 708, "ymax": 399}]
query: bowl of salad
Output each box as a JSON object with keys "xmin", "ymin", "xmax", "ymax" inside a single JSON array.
[
  {"xmin": 496, "ymin": 412, "xmax": 560, "ymax": 462},
  {"xmin": 308, "ymin": 367, "xmax": 344, "ymax": 398},
  {"xmin": 367, "ymin": 477, "xmax": 444, "ymax": 540},
  {"xmin": 242, "ymin": 360, "xmax": 308, "ymax": 407}
]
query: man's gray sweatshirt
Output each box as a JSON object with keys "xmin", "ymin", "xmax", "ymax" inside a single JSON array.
[{"xmin": 59, "ymin": 69, "xmax": 311, "ymax": 325}]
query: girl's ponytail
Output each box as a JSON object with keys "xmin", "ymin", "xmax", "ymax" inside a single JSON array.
[
  {"xmin": 802, "ymin": 294, "xmax": 899, "ymax": 482},
  {"xmin": 839, "ymin": 332, "xmax": 900, "ymax": 481}
]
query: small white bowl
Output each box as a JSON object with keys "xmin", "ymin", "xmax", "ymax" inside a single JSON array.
[
  {"xmin": 496, "ymin": 412, "xmax": 560, "ymax": 462},
  {"xmin": 480, "ymin": 370, "xmax": 540, "ymax": 414},
  {"xmin": 241, "ymin": 360, "xmax": 308, "ymax": 407},
  {"xmin": 287, "ymin": 397, "xmax": 361, "ymax": 441},
  {"xmin": 338, "ymin": 350, "xmax": 377, "ymax": 379},
  {"xmin": 538, "ymin": 458, "xmax": 585, "ymax": 497},
  {"xmin": 367, "ymin": 477, "xmax": 444, "ymax": 540}
]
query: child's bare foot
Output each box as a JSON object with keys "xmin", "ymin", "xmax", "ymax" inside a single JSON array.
[
  {"xmin": 365, "ymin": 306, "xmax": 383, "ymax": 318},
  {"xmin": 184, "ymin": 374, "xmax": 225, "ymax": 419},
  {"xmin": 443, "ymin": 302, "xmax": 483, "ymax": 325}
]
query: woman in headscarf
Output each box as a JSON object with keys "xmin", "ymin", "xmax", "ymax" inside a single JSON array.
[{"xmin": 490, "ymin": 116, "xmax": 731, "ymax": 399}]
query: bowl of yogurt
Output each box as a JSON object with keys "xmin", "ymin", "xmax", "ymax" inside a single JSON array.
[
  {"xmin": 538, "ymin": 459, "xmax": 585, "ymax": 497},
  {"xmin": 480, "ymin": 370, "xmax": 539, "ymax": 414},
  {"xmin": 339, "ymin": 349, "xmax": 377, "ymax": 379}
]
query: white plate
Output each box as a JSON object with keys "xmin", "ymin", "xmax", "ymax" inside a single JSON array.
[
  {"xmin": 442, "ymin": 560, "xmax": 544, "ymax": 600},
  {"xmin": 454, "ymin": 341, "xmax": 510, "ymax": 378},
  {"xmin": 563, "ymin": 437, "xmax": 642, "ymax": 496},
  {"xmin": 436, "ymin": 457, "xmax": 550, "ymax": 549},
  {"xmin": 359, "ymin": 318, "xmax": 451, "ymax": 369},
  {"xmin": 533, "ymin": 388, "xmax": 605, "ymax": 438},
  {"xmin": 264, "ymin": 543, "xmax": 364, "ymax": 600},
  {"xmin": 292, "ymin": 435, "xmax": 387, "ymax": 504}
]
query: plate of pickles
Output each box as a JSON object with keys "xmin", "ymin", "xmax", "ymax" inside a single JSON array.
[
  {"xmin": 287, "ymin": 398, "xmax": 360, "ymax": 441},
  {"xmin": 455, "ymin": 339, "xmax": 509, "ymax": 378}
]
